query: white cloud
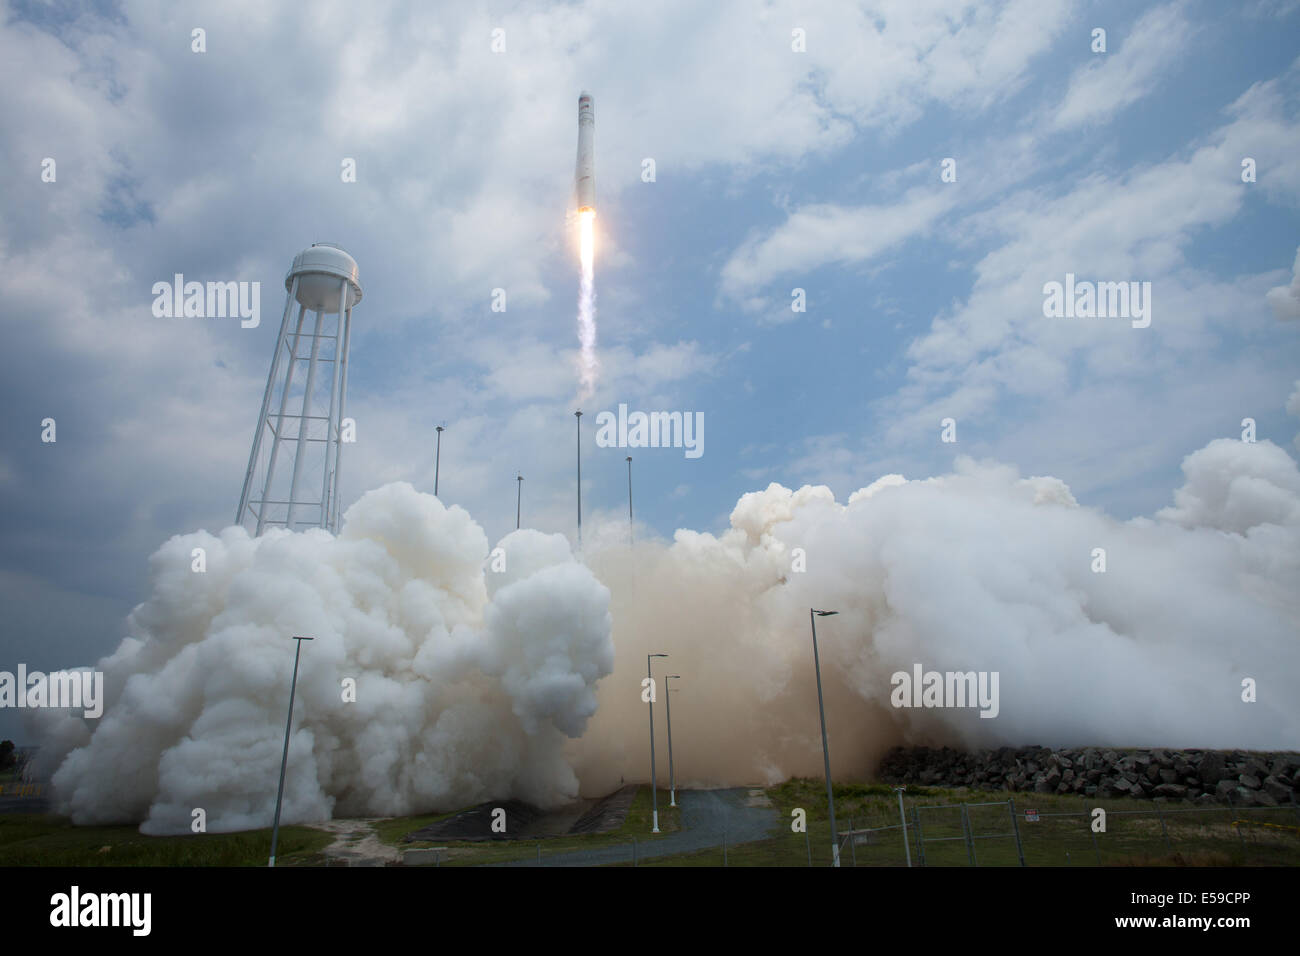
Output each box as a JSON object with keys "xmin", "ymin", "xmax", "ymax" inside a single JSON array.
[
  {"xmin": 1266, "ymin": 246, "xmax": 1300, "ymax": 319},
  {"xmin": 1053, "ymin": 2, "xmax": 1194, "ymax": 130}
]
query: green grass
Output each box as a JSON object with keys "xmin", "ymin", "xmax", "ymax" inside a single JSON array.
[
  {"xmin": 0, "ymin": 813, "xmax": 334, "ymax": 866},
  {"xmin": 6, "ymin": 778, "xmax": 1294, "ymax": 867},
  {"xmin": 620, "ymin": 778, "xmax": 1300, "ymax": 867}
]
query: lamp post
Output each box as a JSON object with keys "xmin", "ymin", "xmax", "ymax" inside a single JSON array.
[
  {"xmin": 270, "ymin": 635, "xmax": 313, "ymax": 867},
  {"xmin": 516, "ymin": 474, "xmax": 523, "ymax": 530},
  {"xmin": 665, "ymin": 675, "xmax": 680, "ymax": 807},
  {"xmin": 626, "ymin": 456, "xmax": 634, "ymax": 546},
  {"xmin": 810, "ymin": 608, "xmax": 840, "ymax": 866},
  {"xmin": 647, "ymin": 652, "xmax": 668, "ymax": 832},
  {"xmin": 575, "ymin": 411, "xmax": 583, "ymax": 549},
  {"xmin": 895, "ymin": 786, "xmax": 912, "ymax": 867},
  {"xmin": 434, "ymin": 425, "xmax": 444, "ymax": 497}
]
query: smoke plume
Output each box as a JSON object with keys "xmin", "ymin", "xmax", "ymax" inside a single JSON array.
[{"xmin": 31, "ymin": 435, "xmax": 1300, "ymax": 833}]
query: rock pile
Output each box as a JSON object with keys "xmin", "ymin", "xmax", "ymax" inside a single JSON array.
[{"xmin": 877, "ymin": 746, "xmax": 1300, "ymax": 805}]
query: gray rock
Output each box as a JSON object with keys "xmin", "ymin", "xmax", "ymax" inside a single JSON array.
[
  {"xmin": 1152, "ymin": 783, "xmax": 1188, "ymax": 799},
  {"xmin": 1239, "ymin": 774, "xmax": 1261, "ymax": 790},
  {"xmin": 1263, "ymin": 776, "xmax": 1291, "ymax": 802},
  {"xmin": 1215, "ymin": 780, "xmax": 1238, "ymax": 800},
  {"xmin": 1145, "ymin": 764, "xmax": 1161, "ymax": 783},
  {"xmin": 1197, "ymin": 751, "xmax": 1226, "ymax": 786}
]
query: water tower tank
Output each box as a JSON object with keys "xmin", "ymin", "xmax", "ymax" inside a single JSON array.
[{"xmin": 286, "ymin": 242, "xmax": 362, "ymax": 312}]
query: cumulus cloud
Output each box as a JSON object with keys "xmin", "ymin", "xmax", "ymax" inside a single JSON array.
[{"xmin": 1266, "ymin": 247, "xmax": 1300, "ymax": 320}]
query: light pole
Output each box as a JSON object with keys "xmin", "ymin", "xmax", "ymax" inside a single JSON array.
[
  {"xmin": 434, "ymin": 425, "xmax": 444, "ymax": 497},
  {"xmin": 575, "ymin": 411, "xmax": 583, "ymax": 549},
  {"xmin": 895, "ymin": 786, "xmax": 912, "ymax": 867},
  {"xmin": 665, "ymin": 675, "xmax": 680, "ymax": 807},
  {"xmin": 647, "ymin": 652, "xmax": 668, "ymax": 832},
  {"xmin": 516, "ymin": 474, "xmax": 523, "ymax": 530},
  {"xmin": 626, "ymin": 455, "xmax": 634, "ymax": 546},
  {"xmin": 270, "ymin": 634, "xmax": 313, "ymax": 867},
  {"xmin": 810, "ymin": 608, "xmax": 840, "ymax": 866}
]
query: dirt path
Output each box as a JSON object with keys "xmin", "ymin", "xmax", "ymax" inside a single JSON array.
[{"xmin": 307, "ymin": 818, "xmax": 400, "ymax": 867}]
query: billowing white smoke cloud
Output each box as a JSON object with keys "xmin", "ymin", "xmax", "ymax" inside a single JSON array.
[
  {"xmin": 35, "ymin": 483, "xmax": 613, "ymax": 834},
  {"xmin": 571, "ymin": 438, "xmax": 1300, "ymax": 793},
  {"xmin": 33, "ymin": 434, "xmax": 1300, "ymax": 830}
]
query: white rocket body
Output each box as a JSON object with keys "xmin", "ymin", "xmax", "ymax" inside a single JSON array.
[{"xmin": 576, "ymin": 91, "xmax": 595, "ymax": 213}]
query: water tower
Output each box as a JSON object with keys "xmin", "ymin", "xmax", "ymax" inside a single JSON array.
[{"xmin": 235, "ymin": 243, "xmax": 361, "ymax": 535}]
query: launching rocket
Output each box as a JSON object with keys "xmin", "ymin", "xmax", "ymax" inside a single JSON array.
[{"xmin": 576, "ymin": 91, "xmax": 595, "ymax": 214}]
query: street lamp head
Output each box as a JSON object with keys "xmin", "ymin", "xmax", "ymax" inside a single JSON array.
[
  {"xmin": 650, "ymin": 653, "xmax": 668, "ymax": 658},
  {"xmin": 666, "ymin": 674, "xmax": 681, "ymax": 679},
  {"xmin": 626, "ymin": 455, "xmax": 632, "ymax": 462},
  {"xmin": 436, "ymin": 425, "xmax": 444, "ymax": 433},
  {"xmin": 812, "ymin": 609, "xmax": 839, "ymax": 617}
]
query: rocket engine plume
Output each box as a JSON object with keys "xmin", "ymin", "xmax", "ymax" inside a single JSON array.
[{"xmin": 575, "ymin": 92, "xmax": 598, "ymax": 402}]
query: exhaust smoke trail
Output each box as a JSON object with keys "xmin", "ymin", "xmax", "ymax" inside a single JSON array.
[{"xmin": 576, "ymin": 209, "xmax": 598, "ymax": 402}]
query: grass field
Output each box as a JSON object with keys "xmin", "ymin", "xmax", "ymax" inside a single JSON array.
[
  {"xmin": 3, "ymin": 778, "xmax": 1296, "ymax": 866},
  {"xmin": 0, "ymin": 813, "xmax": 335, "ymax": 866},
  {"xmin": 616, "ymin": 779, "xmax": 1300, "ymax": 867}
]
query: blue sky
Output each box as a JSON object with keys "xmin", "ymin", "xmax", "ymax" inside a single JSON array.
[{"xmin": 1, "ymin": 0, "xmax": 1298, "ymax": 740}]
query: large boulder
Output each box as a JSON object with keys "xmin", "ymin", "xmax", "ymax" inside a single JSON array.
[{"xmin": 1197, "ymin": 752, "xmax": 1227, "ymax": 786}]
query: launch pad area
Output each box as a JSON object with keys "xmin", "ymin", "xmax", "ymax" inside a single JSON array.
[{"xmin": 403, "ymin": 785, "xmax": 638, "ymax": 843}]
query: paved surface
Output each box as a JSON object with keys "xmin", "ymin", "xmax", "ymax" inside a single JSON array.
[{"xmin": 491, "ymin": 788, "xmax": 778, "ymax": 867}]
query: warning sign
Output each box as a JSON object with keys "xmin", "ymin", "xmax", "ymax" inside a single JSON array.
[{"xmin": 1024, "ymin": 809, "xmax": 1040, "ymax": 822}]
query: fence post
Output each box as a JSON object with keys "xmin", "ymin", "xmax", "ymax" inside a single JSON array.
[
  {"xmin": 1008, "ymin": 798, "xmax": 1026, "ymax": 867},
  {"xmin": 1155, "ymin": 805, "xmax": 1172, "ymax": 852},
  {"xmin": 913, "ymin": 805, "xmax": 927, "ymax": 867},
  {"xmin": 848, "ymin": 817, "xmax": 856, "ymax": 867},
  {"xmin": 961, "ymin": 803, "xmax": 976, "ymax": 866},
  {"xmin": 633, "ymin": 836, "xmax": 637, "ymax": 867},
  {"xmin": 805, "ymin": 825, "xmax": 812, "ymax": 867},
  {"xmin": 1229, "ymin": 801, "xmax": 1246, "ymax": 853}
]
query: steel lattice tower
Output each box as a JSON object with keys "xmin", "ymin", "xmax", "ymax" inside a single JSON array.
[{"xmin": 236, "ymin": 243, "xmax": 361, "ymax": 535}]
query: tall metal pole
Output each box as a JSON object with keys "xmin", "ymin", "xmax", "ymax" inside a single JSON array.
[
  {"xmin": 434, "ymin": 425, "xmax": 444, "ymax": 497},
  {"xmin": 665, "ymin": 675, "xmax": 679, "ymax": 807},
  {"xmin": 810, "ymin": 608, "xmax": 840, "ymax": 866},
  {"xmin": 270, "ymin": 635, "xmax": 314, "ymax": 867},
  {"xmin": 626, "ymin": 455, "xmax": 634, "ymax": 546},
  {"xmin": 575, "ymin": 411, "xmax": 583, "ymax": 549},
  {"xmin": 516, "ymin": 474, "xmax": 523, "ymax": 530},
  {"xmin": 895, "ymin": 786, "xmax": 912, "ymax": 867},
  {"xmin": 647, "ymin": 652, "xmax": 667, "ymax": 832}
]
